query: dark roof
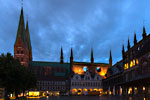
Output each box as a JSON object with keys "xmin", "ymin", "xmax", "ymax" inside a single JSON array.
[
  {"xmin": 124, "ymin": 33, "xmax": 150, "ymax": 55},
  {"xmin": 73, "ymin": 61, "xmax": 109, "ymax": 66},
  {"xmin": 106, "ymin": 60, "xmax": 123, "ymax": 77},
  {"xmin": 30, "ymin": 61, "xmax": 70, "ymax": 72},
  {"xmin": 137, "ymin": 37, "xmax": 150, "ymax": 57}
]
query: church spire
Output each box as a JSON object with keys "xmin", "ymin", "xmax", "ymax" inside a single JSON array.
[
  {"xmin": 26, "ymin": 20, "xmax": 32, "ymax": 61},
  {"xmin": 14, "ymin": 8, "xmax": 30, "ymax": 67},
  {"xmin": 15, "ymin": 8, "xmax": 27, "ymax": 47},
  {"xmin": 122, "ymin": 44, "xmax": 125, "ymax": 59},
  {"xmin": 60, "ymin": 47, "xmax": 64, "ymax": 63},
  {"xmin": 127, "ymin": 37, "xmax": 130, "ymax": 50},
  {"xmin": 70, "ymin": 48, "xmax": 73, "ymax": 63},
  {"xmin": 134, "ymin": 32, "xmax": 137, "ymax": 45},
  {"xmin": 142, "ymin": 26, "xmax": 147, "ymax": 38},
  {"xmin": 109, "ymin": 49, "xmax": 112, "ymax": 66},
  {"xmin": 91, "ymin": 48, "xmax": 94, "ymax": 64}
]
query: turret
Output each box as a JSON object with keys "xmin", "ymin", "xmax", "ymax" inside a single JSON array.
[
  {"xmin": 70, "ymin": 48, "xmax": 73, "ymax": 63},
  {"xmin": 91, "ymin": 48, "xmax": 94, "ymax": 64},
  {"xmin": 142, "ymin": 26, "xmax": 147, "ymax": 39},
  {"xmin": 127, "ymin": 37, "xmax": 130, "ymax": 50},
  {"xmin": 109, "ymin": 49, "xmax": 112, "ymax": 67},
  {"xmin": 60, "ymin": 47, "xmax": 64, "ymax": 63},
  {"xmin": 134, "ymin": 32, "xmax": 137, "ymax": 45},
  {"xmin": 122, "ymin": 44, "xmax": 125, "ymax": 59}
]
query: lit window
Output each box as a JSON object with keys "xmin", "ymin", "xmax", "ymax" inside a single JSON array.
[
  {"xmin": 136, "ymin": 59, "xmax": 139, "ymax": 64},
  {"xmin": 124, "ymin": 64, "xmax": 126, "ymax": 70},
  {"xmin": 133, "ymin": 60, "xmax": 135, "ymax": 66},
  {"xmin": 130, "ymin": 61, "xmax": 133, "ymax": 67},
  {"xmin": 126, "ymin": 63, "xmax": 129, "ymax": 69}
]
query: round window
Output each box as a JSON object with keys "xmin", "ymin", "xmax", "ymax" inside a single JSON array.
[
  {"xmin": 97, "ymin": 67, "xmax": 101, "ymax": 72},
  {"xmin": 83, "ymin": 66, "xmax": 87, "ymax": 72}
]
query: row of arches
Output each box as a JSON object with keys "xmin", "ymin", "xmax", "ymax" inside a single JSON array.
[{"xmin": 71, "ymin": 88, "xmax": 103, "ymax": 95}]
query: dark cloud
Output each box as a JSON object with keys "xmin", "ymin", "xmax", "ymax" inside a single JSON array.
[{"xmin": 0, "ymin": 0, "xmax": 150, "ymax": 64}]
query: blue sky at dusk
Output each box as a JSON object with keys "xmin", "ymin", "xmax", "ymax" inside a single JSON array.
[{"xmin": 0, "ymin": 0, "xmax": 150, "ymax": 64}]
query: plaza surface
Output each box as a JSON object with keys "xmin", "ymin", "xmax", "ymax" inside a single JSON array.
[{"xmin": 27, "ymin": 96, "xmax": 122, "ymax": 100}]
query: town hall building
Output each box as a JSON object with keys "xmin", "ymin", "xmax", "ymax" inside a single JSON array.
[{"xmin": 14, "ymin": 8, "xmax": 111, "ymax": 95}]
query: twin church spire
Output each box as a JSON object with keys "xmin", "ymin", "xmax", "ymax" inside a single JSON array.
[{"xmin": 14, "ymin": 7, "xmax": 32, "ymax": 67}]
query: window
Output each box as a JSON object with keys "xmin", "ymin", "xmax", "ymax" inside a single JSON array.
[
  {"xmin": 21, "ymin": 58, "xmax": 23, "ymax": 61},
  {"xmin": 97, "ymin": 77, "xmax": 99, "ymax": 80},
  {"xmin": 21, "ymin": 50, "xmax": 23, "ymax": 54},
  {"xmin": 136, "ymin": 59, "xmax": 139, "ymax": 64},
  {"xmin": 76, "ymin": 76, "xmax": 78, "ymax": 80},
  {"xmin": 17, "ymin": 57, "xmax": 19, "ymax": 60},
  {"xmin": 17, "ymin": 50, "xmax": 19, "ymax": 54},
  {"xmin": 97, "ymin": 67, "xmax": 101, "ymax": 72},
  {"xmin": 83, "ymin": 66, "xmax": 87, "ymax": 72}
]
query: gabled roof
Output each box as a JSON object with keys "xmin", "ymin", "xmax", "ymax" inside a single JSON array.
[
  {"xmin": 31, "ymin": 61, "xmax": 70, "ymax": 67},
  {"xmin": 106, "ymin": 60, "xmax": 123, "ymax": 77},
  {"xmin": 30, "ymin": 61, "xmax": 70, "ymax": 72}
]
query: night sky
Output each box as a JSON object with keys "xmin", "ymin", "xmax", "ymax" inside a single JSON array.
[{"xmin": 0, "ymin": 0, "xmax": 150, "ymax": 64}]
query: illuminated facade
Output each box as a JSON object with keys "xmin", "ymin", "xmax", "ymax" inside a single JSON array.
[
  {"xmin": 103, "ymin": 27, "xmax": 150, "ymax": 100},
  {"xmin": 14, "ymin": 8, "xmax": 111, "ymax": 94},
  {"xmin": 71, "ymin": 71, "xmax": 102, "ymax": 95}
]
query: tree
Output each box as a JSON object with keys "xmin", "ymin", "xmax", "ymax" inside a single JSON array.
[{"xmin": 0, "ymin": 53, "xmax": 36, "ymax": 99}]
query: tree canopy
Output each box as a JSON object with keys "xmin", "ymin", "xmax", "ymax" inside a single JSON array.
[{"xmin": 0, "ymin": 53, "xmax": 36, "ymax": 98}]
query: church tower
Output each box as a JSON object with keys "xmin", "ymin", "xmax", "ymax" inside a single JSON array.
[
  {"xmin": 14, "ymin": 8, "xmax": 29, "ymax": 67},
  {"xmin": 14, "ymin": 8, "xmax": 32, "ymax": 67}
]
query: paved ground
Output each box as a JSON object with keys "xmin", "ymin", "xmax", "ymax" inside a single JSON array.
[{"xmin": 27, "ymin": 96, "xmax": 122, "ymax": 100}]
